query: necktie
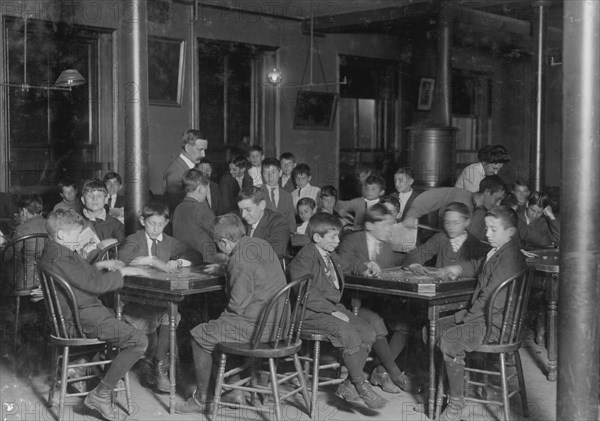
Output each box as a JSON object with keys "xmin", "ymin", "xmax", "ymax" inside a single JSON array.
[
  {"xmin": 151, "ymin": 239, "xmax": 158, "ymax": 257},
  {"xmin": 270, "ymin": 188, "xmax": 276, "ymax": 207},
  {"xmin": 249, "ymin": 225, "xmax": 255, "ymax": 237},
  {"xmin": 325, "ymin": 254, "xmax": 339, "ymax": 289}
]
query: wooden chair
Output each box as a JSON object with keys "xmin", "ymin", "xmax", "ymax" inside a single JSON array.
[
  {"xmin": 435, "ymin": 267, "xmax": 533, "ymax": 421},
  {"xmin": 89, "ymin": 241, "xmax": 120, "ymax": 264},
  {"xmin": 212, "ymin": 275, "xmax": 313, "ymax": 421},
  {"xmin": 37, "ymin": 263, "xmax": 132, "ymax": 421},
  {"xmin": 298, "ymin": 332, "xmax": 344, "ymax": 419},
  {"xmin": 0, "ymin": 233, "xmax": 47, "ymax": 354}
]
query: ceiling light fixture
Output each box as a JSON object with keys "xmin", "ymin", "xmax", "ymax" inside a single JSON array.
[{"xmin": 1, "ymin": 16, "xmax": 86, "ymax": 92}]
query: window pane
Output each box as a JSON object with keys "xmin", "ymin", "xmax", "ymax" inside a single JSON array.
[{"xmin": 357, "ymin": 99, "xmax": 375, "ymax": 150}]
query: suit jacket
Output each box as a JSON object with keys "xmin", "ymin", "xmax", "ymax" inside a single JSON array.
[
  {"xmin": 218, "ymin": 236, "xmax": 287, "ymax": 341},
  {"xmin": 118, "ymin": 229, "xmax": 202, "ymax": 265},
  {"xmin": 289, "ymin": 243, "xmax": 346, "ymax": 314},
  {"xmin": 163, "ymin": 155, "xmax": 191, "ymax": 213},
  {"xmin": 338, "ymin": 230, "xmax": 405, "ymax": 275},
  {"xmin": 280, "ymin": 176, "xmax": 295, "ymax": 193},
  {"xmin": 516, "ymin": 207, "xmax": 560, "ymax": 249},
  {"xmin": 172, "ymin": 197, "xmax": 217, "ymax": 263},
  {"xmin": 84, "ymin": 212, "xmax": 125, "ymax": 243},
  {"xmin": 455, "ymin": 236, "xmax": 526, "ymax": 335},
  {"xmin": 39, "ymin": 241, "xmax": 123, "ymax": 327},
  {"xmin": 219, "ymin": 173, "xmax": 241, "ymax": 214},
  {"xmin": 263, "ymin": 185, "xmax": 296, "ymax": 233},
  {"xmin": 248, "ymin": 208, "xmax": 290, "ymax": 260},
  {"xmin": 392, "ymin": 190, "xmax": 420, "ymax": 220},
  {"xmin": 207, "ymin": 181, "xmax": 223, "ymax": 216},
  {"xmin": 403, "ymin": 232, "xmax": 489, "ymax": 267}
]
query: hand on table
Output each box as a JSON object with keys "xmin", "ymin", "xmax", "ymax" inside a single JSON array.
[
  {"xmin": 520, "ymin": 249, "xmax": 538, "ymax": 258},
  {"xmin": 408, "ymin": 263, "xmax": 428, "ymax": 275},
  {"xmin": 30, "ymin": 286, "xmax": 44, "ymax": 302},
  {"xmin": 119, "ymin": 266, "xmax": 151, "ymax": 277},
  {"xmin": 362, "ymin": 261, "xmax": 381, "ymax": 277},
  {"xmin": 402, "ymin": 216, "xmax": 418, "ymax": 229},
  {"xmin": 438, "ymin": 265, "xmax": 462, "ymax": 281},
  {"xmin": 332, "ymin": 311, "xmax": 350, "ymax": 323},
  {"xmin": 95, "ymin": 259, "xmax": 126, "ymax": 271},
  {"xmin": 130, "ymin": 256, "xmax": 179, "ymax": 273},
  {"xmin": 203, "ymin": 263, "xmax": 223, "ymax": 274}
]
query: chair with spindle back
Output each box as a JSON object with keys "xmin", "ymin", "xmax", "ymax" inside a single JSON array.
[
  {"xmin": 0, "ymin": 233, "xmax": 47, "ymax": 354},
  {"xmin": 37, "ymin": 263, "xmax": 132, "ymax": 421},
  {"xmin": 211, "ymin": 274, "xmax": 313, "ymax": 421},
  {"xmin": 435, "ymin": 267, "xmax": 533, "ymax": 421}
]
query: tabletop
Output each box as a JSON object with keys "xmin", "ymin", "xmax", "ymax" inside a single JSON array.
[
  {"xmin": 344, "ymin": 266, "xmax": 477, "ymax": 301},
  {"xmin": 123, "ymin": 266, "xmax": 225, "ymax": 295},
  {"xmin": 526, "ymin": 248, "xmax": 559, "ymax": 273}
]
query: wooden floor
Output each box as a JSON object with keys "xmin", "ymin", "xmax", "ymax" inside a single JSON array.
[{"xmin": 0, "ymin": 322, "xmax": 557, "ymax": 421}]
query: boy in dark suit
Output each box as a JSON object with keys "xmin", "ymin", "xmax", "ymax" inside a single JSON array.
[
  {"xmin": 176, "ymin": 213, "xmax": 287, "ymax": 414},
  {"xmin": 119, "ymin": 202, "xmax": 201, "ymax": 393},
  {"xmin": 404, "ymin": 202, "xmax": 488, "ymax": 269},
  {"xmin": 219, "ymin": 155, "xmax": 247, "ymax": 214},
  {"xmin": 39, "ymin": 209, "xmax": 148, "ymax": 421},
  {"xmin": 435, "ymin": 205, "xmax": 526, "ymax": 421},
  {"xmin": 338, "ymin": 204, "xmax": 421, "ymax": 394},
  {"xmin": 197, "ymin": 158, "xmax": 223, "ymax": 216},
  {"xmin": 173, "ymin": 169, "xmax": 218, "ymax": 263},
  {"xmin": 279, "ymin": 152, "xmax": 296, "ymax": 193},
  {"xmin": 335, "ymin": 174, "xmax": 386, "ymax": 231},
  {"xmin": 261, "ymin": 157, "xmax": 296, "ymax": 233},
  {"xmin": 103, "ymin": 171, "xmax": 125, "ymax": 224},
  {"xmin": 237, "ymin": 186, "xmax": 290, "ymax": 260},
  {"xmin": 81, "ymin": 179, "xmax": 125, "ymax": 244},
  {"xmin": 289, "ymin": 213, "xmax": 388, "ymax": 410},
  {"xmin": 392, "ymin": 167, "xmax": 419, "ymax": 220}
]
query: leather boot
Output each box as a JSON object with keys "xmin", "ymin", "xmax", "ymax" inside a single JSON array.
[
  {"xmin": 439, "ymin": 397, "xmax": 465, "ymax": 421},
  {"xmin": 369, "ymin": 365, "xmax": 401, "ymax": 393},
  {"xmin": 84, "ymin": 382, "xmax": 126, "ymax": 421},
  {"xmin": 353, "ymin": 380, "xmax": 388, "ymax": 409},
  {"xmin": 335, "ymin": 378, "xmax": 362, "ymax": 405},
  {"xmin": 155, "ymin": 359, "xmax": 170, "ymax": 393},
  {"xmin": 174, "ymin": 389, "xmax": 214, "ymax": 414}
]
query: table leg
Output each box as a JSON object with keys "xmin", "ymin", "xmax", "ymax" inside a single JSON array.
[
  {"xmin": 351, "ymin": 293, "xmax": 361, "ymax": 316},
  {"xmin": 169, "ymin": 302, "xmax": 177, "ymax": 414},
  {"xmin": 428, "ymin": 306, "xmax": 438, "ymax": 419},
  {"xmin": 546, "ymin": 274, "xmax": 558, "ymax": 381},
  {"xmin": 115, "ymin": 293, "xmax": 123, "ymax": 320}
]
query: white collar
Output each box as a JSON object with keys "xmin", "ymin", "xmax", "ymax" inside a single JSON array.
[
  {"xmin": 398, "ymin": 190, "xmax": 413, "ymax": 198},
  {"xmin": 449, "ymin": 233, "xmax": 468, "ymax": 251},
  {"xmin": 83, "ymin": 208, "xmax": 106, "ymax": 221},
  {"xmin": 179, "ymin": 153, "xmax": 195, "ymax": 169},
  {"xmin": 364, "ymin": 198, "xmax": 380, "ymax": 208},
  {"xmin": 146, "ymin": 232, "xmax": 164, "ymax": 243}
]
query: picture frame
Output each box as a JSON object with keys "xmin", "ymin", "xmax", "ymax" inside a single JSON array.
[
  {"xmin": 148, "ymin": 37, "xmax": 185, "ymax": 107},
  {"xmin": 417, "ymin": 77, "xmax": 435, "ymax": 111},
  {"xmin": 293, "ymin": 90, "xmax": 339, "ymax": 130}
]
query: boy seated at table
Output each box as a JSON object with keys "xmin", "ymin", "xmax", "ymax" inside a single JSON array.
[
  {"xmin": 81, "ymin": 179, "xmax": 125, "ymax": 249},
  {"xmin": 338, "ymin": 204, "xmax": 421, "ymax": 394},
  {"xmin": 39, "ymin": 209, "xmax": 148, "ymax": 421},
  {"xmin": 501, "ymin": 180, "xmax": 531, "ymax": 210},
  {"xmin": 404, "ymin": 202, "xmax": 488, "ymax": 272},
  {"xmin": 291, "ymin": 163, "xmax": 321, "ymax": 209},
  {"xmin": 335, "ymin": 174, "xmax": 386, "ymax": 231},
  {"xmin": 296, "ymin": 197, "xmax": 317, "ymax": 235},
  {"xmin": 118, "ymin": 201, "xmax": 202, "ymax": 393},
  {"xmin": 103, "ymin": 171, "xmax": 125, "ymax": 224},
  {"xmin": 516, "ymin": 191, "xmax": 560, "ymax": 249},
  {"xmin": 435, "ymin": 205, "xmax": 526, "ymax": 421},
  {"xmin": 53, "ymin": 178, "xmax": 83, "ymax": 214},
  {"xmin": 176, "ymin": 213, "xmax": 287, "ymax": 414},
  {"xmin": 288, "ymin": 213, "xmax": 388, "ymax": 410}
]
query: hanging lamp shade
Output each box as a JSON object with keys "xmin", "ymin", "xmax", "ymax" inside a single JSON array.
[{"xmin": 54, "ymin": 69, "xmax": 86, "ymax": 88}]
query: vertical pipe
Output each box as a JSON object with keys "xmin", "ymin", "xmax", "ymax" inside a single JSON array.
[
  {"xmin": 531, "ymin": 1, "xmax": 548, "ymax": 191},
  {"xmin": 121, "ymin": 0, "xmax": 150, "ymax": 234},
  {"xmin": 434, "ymin": 3, "xmax": 452, "ymax": 127},
  {"xmin": 558, "ymin": 1, "xmax": 600, "ymax": 420}
]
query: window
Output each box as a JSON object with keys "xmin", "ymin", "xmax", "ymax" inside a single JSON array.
[{"xmin": 5, "ymin": 18, "xmax": 99, "ymax": 192}]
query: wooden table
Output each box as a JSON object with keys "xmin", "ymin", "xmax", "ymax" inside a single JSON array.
[
  {"xmin": 117, "ymin": 267, "xmax": 225, "ymax": 414},
  {"xmin": 526, "ymin": 248, "xmax": 559, "ymax": 381},
  {"xmin": 344, "ymin": 268, "xmax": 476, "ymax": 419}
]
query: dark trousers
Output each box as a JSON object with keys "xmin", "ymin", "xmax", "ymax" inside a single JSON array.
[{"xmin": 437, "ymin": 317, "xmax": 486, "ymax": 365}]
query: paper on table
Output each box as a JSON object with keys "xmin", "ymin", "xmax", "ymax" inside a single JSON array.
[
  {"xmin": 76, "ymin": 226, "xmax": 101, "ymax": 257},
  {"xmin": 389, "ymin": 222, "xmax": 417, "ymax": 253}
]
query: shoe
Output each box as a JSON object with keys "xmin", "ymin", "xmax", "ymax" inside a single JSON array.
[
  {"xmin": 220, "ymin": 389, "xmax": 246, "ymax": 405},
  {"xmin": 389, "ymin": 370, "xmax": 423, "ymax": 394},
  {"xmin": 370, "ymin": 366, "xmax": 401, "ymax": 393},
  {"xmin": 354, "ymin": 380, "xmax": 389, "ymax": 409},
  {"xmin": 154, "ymin": 360, "xmax": 170, "ymax": 393},
  {"xmin": 334, "ymin": 378, "xmax": 363, "ymax": 406},
  {"xmin": 84, "ymin": 384, "xmax": 126, "ymax": 421},
  {"xmin": 439, "ymin": 397, "xmax": 465, "ymax": 421},
  {"xmin": 137, "ymin": 357, "xmax": 156, "ymax": 387},
  {"xmin": 174, "ymin": 390, "xmax": 214, "ymax": 414}
]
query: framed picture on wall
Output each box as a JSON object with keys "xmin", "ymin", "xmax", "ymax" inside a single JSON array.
[
  {"xmin": 293, "ymin": 90, "xmax": 338, "ymax": 130},
  {"xmin": 148, "ymin": 37, "xmax": 185, "ymax": 106},
  {"xmin": 417, "ymin": 77, "xmax": 435, "ymax": 111}
]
